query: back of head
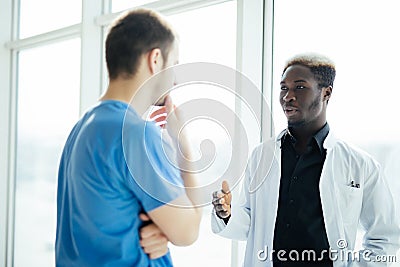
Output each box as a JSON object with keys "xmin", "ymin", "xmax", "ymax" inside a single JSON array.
[
  {"xmin": 105, "ymin": 8, "xmax": 176, "ymax": 80},
  {"xmin": 282, "ymin": 53, "xmax": 336, "ymax": 88}
]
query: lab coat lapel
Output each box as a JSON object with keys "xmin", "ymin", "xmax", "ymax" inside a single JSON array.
[{"xmin": 320, "ymin": 133, "xmax": 347, "ymax": 267}]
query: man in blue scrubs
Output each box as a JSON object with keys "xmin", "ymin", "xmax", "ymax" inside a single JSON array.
[{"xmin": 56, "ymin": 8, "xmax": 201, "ymax": 266}]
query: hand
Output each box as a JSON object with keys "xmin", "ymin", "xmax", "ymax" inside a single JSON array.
[
  {"xmin": 150, "ymin": 96, "xmax": 186, "ymax": 142},
  {"xmin": 149, "ymin": 106, "xmax": 168, "ymax": 129},
  {"xmin": 212, "ymin": 180, "xmax": 232, "ymax": 220},
  {"xmin": 163, "ymin": 95, "xmax": 187, "ymax": 143},
  {"xmin": 139, "ymin": 213, "xmax": 169, "ymax": 259}
]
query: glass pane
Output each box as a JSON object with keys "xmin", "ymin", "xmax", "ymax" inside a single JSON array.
[
  {"xmin": 168, "ymin": 3, "xmax": 236, "ymax": 69},
  {"xmin": 166, "ymin": 2, "xmax": 237, "ymax": 266},
  {"xmin": 112, "ymin": 0, "xmax": 158, "ymax": 12},
  {"xmin": 14, "ymin": 39, "xmax": 80, "ymax": 267},
  {"xmin": 19, "ymin": 0, "xmax": 81, "ymax": 38},
  {"xmin": 274, "ymin": 0, "xmax": 400, "ymax": 251},
  {"xmin": 101, "ymin": 2, "xmax": 238, "ymax": 265}
]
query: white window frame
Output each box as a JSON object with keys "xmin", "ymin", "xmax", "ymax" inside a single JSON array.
[
  {"xmin": 0, "ymin": 0, "xmax": 273, "ymax": 266},
  {"xmin": 1, "ymin": 0, "xmax": 19, "ymax": 265}
]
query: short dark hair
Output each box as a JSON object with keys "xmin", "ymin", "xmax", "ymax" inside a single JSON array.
[
  {"xmin": 105, "ymin": 8, "xmax": 176, "ymax": 80},
  {"xmin": 282, "ymin": 53, "xmax": 336, "ymax": 88}
]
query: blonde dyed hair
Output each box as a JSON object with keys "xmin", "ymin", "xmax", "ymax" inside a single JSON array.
[{"xmin": 283, "ymin": 53, "xmax": 336, "ymax": 88}]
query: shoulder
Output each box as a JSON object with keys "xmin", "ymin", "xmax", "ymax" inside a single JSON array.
[
  {"xmin": 122, "ymin": 106, "xmax": 159, "ymax": 137},
  {"xmin": 328, "ymin": 135, "xmax": 380, "ymax": 170},
  {"xmin": 79, "ymin": 101, "xmax": 130, "ymax": 130}
]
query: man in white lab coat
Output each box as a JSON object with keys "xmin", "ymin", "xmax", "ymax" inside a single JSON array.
[{"xmin": 211, "ymin": 53, "xmax": 399, "ymax": 267}]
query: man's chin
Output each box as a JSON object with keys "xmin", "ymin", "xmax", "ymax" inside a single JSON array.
[{"xmin": 287, "ymin": 119, "xmax": 306, "ymax": 128}]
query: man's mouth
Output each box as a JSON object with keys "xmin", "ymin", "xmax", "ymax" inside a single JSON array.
[{"xmin": 284, "ymin": 106, "xmax": 298, "ymax": 117}]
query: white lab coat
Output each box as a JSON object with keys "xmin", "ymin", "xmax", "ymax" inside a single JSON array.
[{"xmin": 212, "ymin": 131, "xmax": 400, "ymax": 267}]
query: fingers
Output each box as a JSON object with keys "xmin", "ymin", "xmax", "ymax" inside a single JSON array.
[
  {"xmin": 149, "ymin": 107, "xmax": 167, "ymax": 128},
  {"xmin": 149, "ymin": 107, "xmax": 167, "ymax": 119},
  {"xmin": 212, "ymin": 180, "xmax": 232, "ymax": 219},
  {"xmin": 140, "ymin": 233, "xmax": 169, "ymax": 259},
  {"xmin": 148, "ymin": 248, "xmax": 169, "ymax": 259},
  {"xmin": 139, "ymin": 213, "xmax": 150, "ymax": 222},
  {"xmin": 158, "ymin": 96, "xmax": 182, "ymax": 132},
  {"xmin": 140, "ymin": 220, "xmax": 169, "ymax": 259},
  {"xmin": 221, "ymin": 180, "xmax": 232, "ymax": 206},
  {"xmin": 214, "ymin": 203, "xmax": 229, "ymax": 212},
  {"xmin": 140, "ymin": 223, "xmax": 159, "ymax": 239},
  {"xmin": 164, "ymin": 96, "xmax": 180, "ymax": 119},
  {"xmin": 222, "ymin": 180, "xmax": 230, "ymax": 194},
  {"xmin": 219, "ymin": 180, "xmax": 232, "ymax": 205},
  {"xmin": 164, "ymin": 95, "xmax": 173, "ymax": 114},
  {"xmin": 140, "ymin": 232, "xmax": 167, "ymax": 247},
  {"xmin": 212, "ymin": 190, "xmax": 225, "ymax": 200}
]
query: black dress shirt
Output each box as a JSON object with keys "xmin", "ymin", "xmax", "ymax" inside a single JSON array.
[{"xmin": 272, "ymin": 123, "xmax": 333, "ymax": 267}]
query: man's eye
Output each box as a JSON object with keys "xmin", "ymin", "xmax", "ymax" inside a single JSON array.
[
  {"xmin": 280, "ymin": 86, "xmax": 288, "ymax": 90},
  {"xmin": 296, "ymin": 85, "xmax": 305, "ymax": 89}
]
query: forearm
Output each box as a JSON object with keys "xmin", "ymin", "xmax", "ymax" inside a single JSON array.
[{"xmin": 176, "ymin": 133, "xmax": 202, "ymax": 217}]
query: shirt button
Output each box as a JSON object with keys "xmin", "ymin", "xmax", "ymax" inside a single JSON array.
[
  {"xmin": 293, "ymin": 176, "xmax": 298, "ymax": 181},
  {"xmin": 286, "ymin": 223, "xmax": 290, "ymax": 228},
  {"xmin": 289, "ymin": 199, "xmax": 294, "ymax": 204}
]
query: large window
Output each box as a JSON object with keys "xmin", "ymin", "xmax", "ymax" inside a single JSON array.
[
  {"xmin": 6, "ymin": 0, "xmax": 396, "ymax": 266},
  {"xmin": 14, "ymin": 39, "xmax": 81, "ymax": 267},
  {"xmin": 3, "ymin": 1, "xmax": 262, "ymax": 266},
  {"xmin": 7, "ymin": 0, "xmax": 398, "ymax": 266}
]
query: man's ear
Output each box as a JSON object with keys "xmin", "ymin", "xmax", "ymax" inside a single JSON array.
[
  {"xmin": 323, "ymin": 86, "xmax": 333, "ymax": 102},
  {"xmin": 147, "ymin": 48, "xmax": 163, "ymax": 75}
]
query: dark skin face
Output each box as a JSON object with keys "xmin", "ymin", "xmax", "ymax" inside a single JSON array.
[{"xmin": 280, "ymin": 64, "xmax": 332, "ymax": 152}]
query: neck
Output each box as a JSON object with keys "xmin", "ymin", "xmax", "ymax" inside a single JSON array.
[
  {"xmin": 289, "ymin": 118, "xmax": 326, "ymax": 146},
  {"xmin": 100, "ymin": 74, "xmax": 152, "ymax": 114}
]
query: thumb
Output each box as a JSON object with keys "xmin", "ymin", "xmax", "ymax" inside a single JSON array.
[
  {"xmin": 222, "ymin": 180, "xmax": 230, "ymax": 194},
  {"xmin": 164, "ymin": 95, "xmax": 174, "ymax": 114},
  {"xmin": 139, "ymin": 213, "xmax": 151, "ymax": 222}
]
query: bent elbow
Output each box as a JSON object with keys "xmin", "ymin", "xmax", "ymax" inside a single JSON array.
[{"xmin": 170, "ymin": 228, "xmax": 199, "ymax": 246}]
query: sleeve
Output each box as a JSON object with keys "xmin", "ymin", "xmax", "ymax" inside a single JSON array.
[
  {"xmin": 353, "ymin": 159, "xmax": 400, "ymax": 266},
  {"xmin": 123, "ymin": 119, "xmax": 185, "ymax": 213},
  {"xmin": 210, "ymin": 166, "xmax": 251, "ymax": 241},
  {"xmin": 211, "ymin": 144, "xmax": 267, "ymax": 241}
]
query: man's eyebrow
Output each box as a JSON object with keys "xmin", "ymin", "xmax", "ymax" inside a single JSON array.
[{"xmin": 294, "ymin": 79, "xmax": 307, "ymax": 83}]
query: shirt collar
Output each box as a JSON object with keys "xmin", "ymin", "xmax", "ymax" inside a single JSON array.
[
  {"xmin": 312, "ymin": 122, "xmax": 330, "ymax": 152},
  {"xmin": 279, "ymin": 123, "xmax": 330, "ymax": 153}
]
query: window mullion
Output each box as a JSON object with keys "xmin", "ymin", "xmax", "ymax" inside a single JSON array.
[
  {"xmin": 5, "ymin": 24, "xmax": 81, "ymax": 51},
  {"xmin": 80, "ymin": 0, "xmax": 105, "ymax": 114},
  {"xmin": 262, "ymin": 0, "xmax": 274, "ymax": 139},
  {"xmin": 95, "ymin": 0, "xmax": 232, "ymax": 26},
  {"xmin": 0, "ymin": 0, "xmax": 19, "ymax": 265},
  {"xmin": 231, "ymin": 0, "xmax": 265, "ymax": 266}
]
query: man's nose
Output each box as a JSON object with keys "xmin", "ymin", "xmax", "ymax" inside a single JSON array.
[{"xmin": 283, "ymin": 90, "xmax": 296, "ymax": 102}]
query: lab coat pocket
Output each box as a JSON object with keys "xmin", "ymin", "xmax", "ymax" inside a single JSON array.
[{"xmin": 337, "ymin": 184, "xmax": 363, "ymax": 225}]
